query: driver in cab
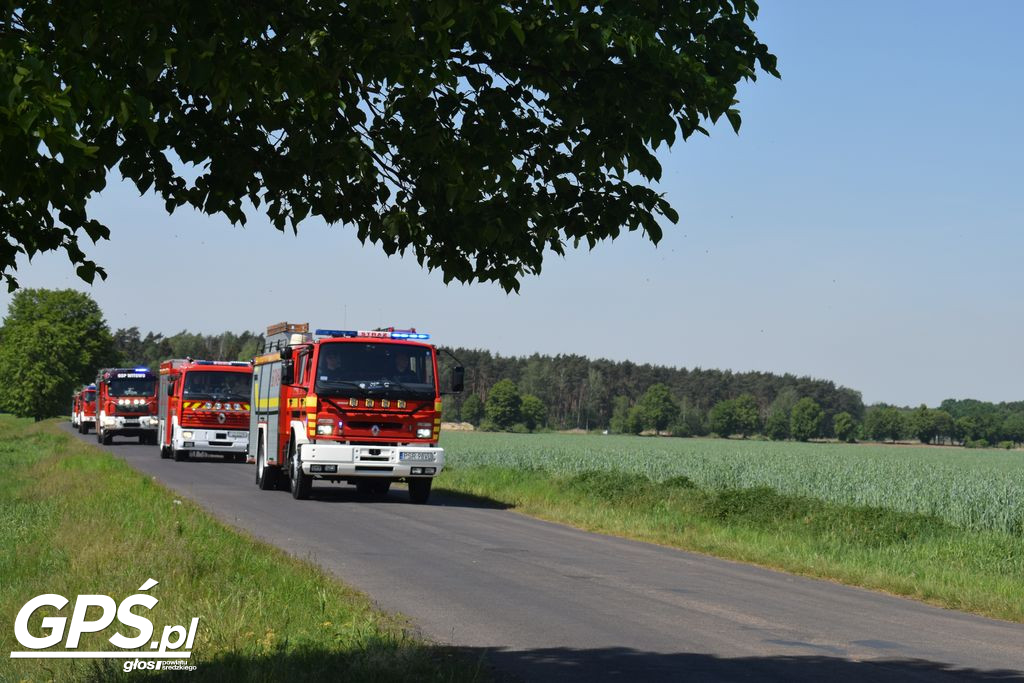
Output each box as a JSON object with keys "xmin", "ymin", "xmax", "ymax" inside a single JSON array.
[{"xmin": 391, "ymin": 349, "xmax": 419, "ymax": 384}]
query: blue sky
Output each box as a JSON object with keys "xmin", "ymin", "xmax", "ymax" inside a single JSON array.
[{"xmin": 3, "ymin": 1, "xmax": 1022, "ymax": 406}]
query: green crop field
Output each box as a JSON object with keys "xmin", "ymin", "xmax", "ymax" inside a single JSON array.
[{"xmin": 441, "ymin": 432, "xmax": 1024, "ymax": 535}]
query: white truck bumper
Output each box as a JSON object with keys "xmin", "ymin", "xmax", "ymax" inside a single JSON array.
[
  {"xmin": 173, "ymin": 427, "xmax": 249, "ymax": 453},
  {"xmin": 299, "ymin": 443, "xmax": 444, "ymax": 478},
  {"xmin": 101, "ymin": 415, "xmax": 158, "ymax": 431}
]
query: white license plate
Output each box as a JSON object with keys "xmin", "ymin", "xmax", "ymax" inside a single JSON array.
[
  {"xmin": 228, "ymin": 431, "xmax": 247, "ymax": 439},
  {"xmin": 399, "ymin": 452, "xmax": 433, "ymax": 462}
]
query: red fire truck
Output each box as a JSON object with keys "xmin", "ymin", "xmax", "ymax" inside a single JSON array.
[
  {"xmin": 95, "ymin": 368, "xmax": 159, "ymax": 445},
  {"xmin": 249, "ymin": 322, "xmax": 463, "ymax": 503},
  {"xmin": 73, "ymin": 384, "xmax": 97, "ymax": 433},
  {"xmin": 71, "ymin": 390, "xmax": 81, "ymax": 427},
  {"xmin": 157, "ymin": 358, "xmax": 253, "ymax": 462}
]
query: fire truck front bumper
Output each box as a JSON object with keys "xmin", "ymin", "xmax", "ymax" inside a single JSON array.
[
  {"xmin": 101, "ymin": 415, "xmax": 158, "ymax": 433},
  {"xmin": 81, "ymin": 415, "xmax": 95, "ymax": 424},
  {"xmin": 299, "ymin": 443, "xmax": 444, "ymax": 479},
  {"xmin": 173, "ymin": 427, "xmax": 249, "ymax": 453}
]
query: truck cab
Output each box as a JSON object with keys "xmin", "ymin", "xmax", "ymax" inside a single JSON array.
[
  {"xmin": 158, "ymin": 359, "xmax": 253, "ymax": 462},
  {"xmin": 71, "ymin": 391, "xmax": 81, "ymax": 427},
  {"xmin": 95, "ymin": 368, "xmax": 159, "ymax": 445},
  {"xmin": 249, "ymin": 322, "xmax": 463, "ymax": 503},
  {"xmin": 77, "ymin": 384, "xmax": 97, "ymax": 433}
]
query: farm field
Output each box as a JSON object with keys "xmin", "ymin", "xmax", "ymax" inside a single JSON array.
[
  {"xmin": 436, "ymin": 431, "xmax": 1024, "ymax": 621},
  {"xmin": 441, "ymin": 432, "xmax": 1024, "ymax": 534}
]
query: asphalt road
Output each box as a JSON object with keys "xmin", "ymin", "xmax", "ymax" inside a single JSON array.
[{"xmin": 66, "ymin": 425, "xmax": 1024, "ymax": 681}]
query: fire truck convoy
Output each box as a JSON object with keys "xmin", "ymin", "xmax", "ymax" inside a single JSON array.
[
  {"xmin": 95, "ymin": 368, "xmax": 159, "ymax": 445},
  {"xmin": 250, "ymin": 322, "xmax": 464, "ymax": 504},
  {"xmin": 71, "ymin": 384, "xmax": 97, "ymax": 433},
  {"xmin": 157, "ymin": 358, "xmax": 253, "ymax": 462}
]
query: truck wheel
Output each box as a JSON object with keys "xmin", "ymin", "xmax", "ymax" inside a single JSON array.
[
  {"xmin": 160, "ymin": 446, "xmax": 170, "ymax": 459},
  {"xmin": 101, "ymin": 430, "xmax": 113, "ymax": 445},
  {"xmin": 289, "ymin": 442, "xmax": 312, "ymax": 500},
  {"xmin": 408, "ymin": 478, "xmax": 432, "ymax": 505},
  {"xmin": 78, "ymin": 422, "xmax": 85, "ymax": 434},
  {"xmin": 173, "ymin": 448, "xmax": 188, "ymax": 462},
  {"xmin": 256, "ymin": 438, "xmax": 278, "ymax": 490}
]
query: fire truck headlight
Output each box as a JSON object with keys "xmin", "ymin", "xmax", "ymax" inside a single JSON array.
[
  {"xmin": 182, "ymin": 431, "xmax": 194, "ymax": 439},
  {"xmin": 416, "ymin": 428, "xmax": 432, "ymax": 439},
  {"xmin": 316, "ymin": 419, "xmax": 334, "ymax": 435}
]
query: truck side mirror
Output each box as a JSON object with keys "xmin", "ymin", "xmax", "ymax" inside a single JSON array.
[
  {"xmin": 451, "ymin": 366, "xmax": 465, "ymax": 393},
  {"xmin": 281, "ymin": 359, "xmax": 294, "ymax": 385},
  {"xmin": 166, "ymin": 381, "xmax": 174, "ymax": 396}
]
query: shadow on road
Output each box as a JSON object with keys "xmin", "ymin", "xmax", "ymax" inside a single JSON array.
[
  {"xmin": 140, "ymin": 645, "xmax": 1024, "ymax": 682},
  {"xmin": 246, "ymin": 481, "xmax": 513, "ymax": 510}
]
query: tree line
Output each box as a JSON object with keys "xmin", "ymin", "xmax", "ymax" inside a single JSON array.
[
  {"xmin": 442, "ymin": 348, "xmax": 865, "ymax": 438},
  {"xmin": 2, "ymin": 289, "xmax": 1022, "ymax": 449}
]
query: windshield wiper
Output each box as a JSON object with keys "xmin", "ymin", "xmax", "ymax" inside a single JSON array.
[
  {"xmin": 377, "ymin": 378, "xmax": 432, "ymax": 397},
  {"xmin": 317, "ymin": 379, "xmax": 372, "ymax": 395}
]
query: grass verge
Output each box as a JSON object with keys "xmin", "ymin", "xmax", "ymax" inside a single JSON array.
[
  {"xmin": 0, "ymin": 415, "xmax": 485, "ymax": 682},
  {"xmin": 437, "ymin": 466, "xmax": 1024, "ymax": 622}
]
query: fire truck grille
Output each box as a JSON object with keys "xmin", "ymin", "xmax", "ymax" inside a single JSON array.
[
  {"xmin": 347, "ymin": 422, "xmax": 404, "ymax": 432},
  {"xmin": 181, "ymin": 411, "xmax": 249, "ymax": 429}
]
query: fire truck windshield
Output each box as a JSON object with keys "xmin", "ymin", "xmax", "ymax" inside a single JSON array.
[
  {"xmin": 107, "ymin": 378, "xmax": 156, "ymax": 396},
  {"xmin": 315, "ymin": 342, "xmax": 435, "ymax": 399},
  {"xmin": 83, "ymin": 390, "xmax": 96, "ymax": 403},
  {"xmin": 182, "ymin": 371, "xmax": 252, "ymax": 400}
]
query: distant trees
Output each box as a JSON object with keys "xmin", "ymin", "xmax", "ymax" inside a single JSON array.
[
  {"xmin": 708, "ymin": 394, "xmax": 759, "ymax": 438},
  {"xmin": 908, "ymin": 405, "xmax": 955, "ymax": 445},
  {"xmin": 833, "ymin": 412, "xmax": 856, "ymax": 442},
  {"xmin": 0, "ymin": 289, "xmax": 117, "ymax": 420},
  {"xmin": 478, "ymin": 380, "xmax": 549, "ymax": 433},
  {"xmin": 444, "ymin": 347, "xmax": 864, "ymax": 435},
  {"xmin": 708, "ymin": 399, "xmax": 735, "ymax": 437},
  {"xmin": 862, "ymin": 407, "xmax": 905, "ymax": 443},
  {"xmin": 113, "ymin": 327, "xmax": 263, "ymax": 370},
  {"xmin": 520, "ymin": 395, "xmax": 548, "ymax": 432},
  {"xmin": 460, "ymin": 394, "xmax": 484, "ymax": 426},
  {"xmin": 631, "ymin": 384, "xmax": 680, "ymax": 433},
  {"xmin": 765, "ymin": 388, "xmax": 798, "ymax": 441},
  {"xmin": 790, "ymin": 398, "xmax": 824, "ymax": 442},
  {"xmin": 484, "ymin": 379, "xmax": 522, "ymax": 430}
]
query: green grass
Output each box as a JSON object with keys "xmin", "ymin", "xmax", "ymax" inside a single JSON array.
[
  {"xmin": 0, "ymin": 416, "xmax": 485, "ymax": 683},
  {"xmin": 441, "ymin": 432, "xmax": 1024, "ymax": 533},
  {"xmin": 436, "ymin": 432, "xmax": 1024, "ymax": 622}
]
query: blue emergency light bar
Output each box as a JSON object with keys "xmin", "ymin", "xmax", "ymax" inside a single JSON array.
[
  {"xmin": 315, "ymin": 329, "xmax": 431, "ymax": 340},
  {"xmin": 315, "ymin": 329, "xmax": 358, "ymax": 338},
  {"xmin": 133, "ymin": 367, "xmax": 149, "ymax": 372},
  {"xmin": 195, "ymin": 360, "xmax": 250, "ymax": 367}
]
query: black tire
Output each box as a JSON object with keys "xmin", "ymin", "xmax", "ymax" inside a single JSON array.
[
  {"xmin": 173, "ymin": 448, "xmax": 188, "ymax": 462},
  {"xmin": 289, "ymin": 441, "xmax": 312, "ymax": 500},
  {"xmin": 101, "ymin": 430, "xmax": 113, "ymax": 445},
  {"xmin": 408, "ymin": 478, "xmax": 432, "ymax": 504},
  {"xmin": 256, "ymin": 437, "xmax": 278, "ymax": 490},
  {"xmin": 160, "ymin": 446, "xmax": 170, "ymax": 459}
]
